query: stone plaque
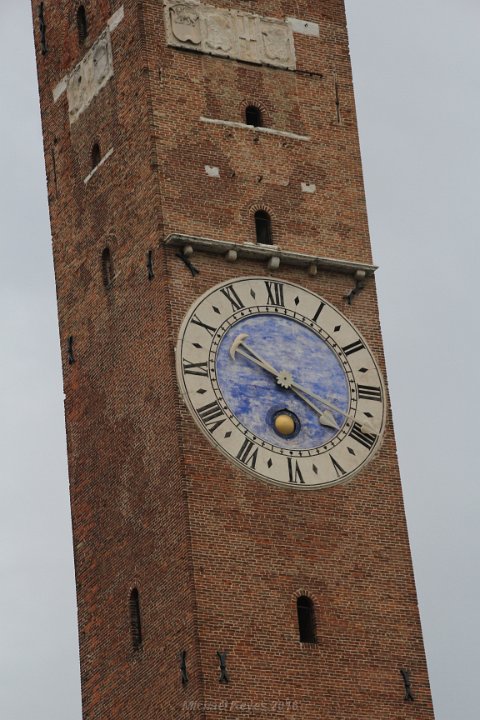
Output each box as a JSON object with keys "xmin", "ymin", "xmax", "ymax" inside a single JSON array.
[
  {"xmin": 164, "ymin": 1, "xmax": 296, "ymax": 70},
  {"xmin": 67, "ymin": 29, "xmax": 114, "ymax": 124},
  {"xmin": 169, "ymin": 3, "xmax": 202, "ymax": 45}
]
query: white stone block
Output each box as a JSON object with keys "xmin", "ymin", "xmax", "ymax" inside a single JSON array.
[
  {"xmin": 108, "ymin": 5, "xmax": 125, "ymax": 33},
  {"xmin": 286, "ymin": 17, "xmax": 320, "ymax": 37},
  {"xmin": 67, "ymin": 30, "xmax": 114, "ymax": 124},
  {"xmin": 53, "ymin": 7, "xmax": 123, "ymax": 107},
  {"xmin": 164, "ymin": 1, "xmax": 296, "ymax": 70}
]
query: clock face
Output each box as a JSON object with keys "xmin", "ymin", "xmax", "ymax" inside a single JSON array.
[{"xmin": 176, "ymin": 277, "xmax": 386, "ymax": 489}]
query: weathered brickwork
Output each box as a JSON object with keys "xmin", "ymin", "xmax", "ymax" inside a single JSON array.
[{"xmin": 31, "ymin": 1, "xmax": 435, "ymax": 719}]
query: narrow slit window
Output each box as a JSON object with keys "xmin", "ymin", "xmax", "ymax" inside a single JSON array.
[
  {"xmin": 101, "ymin": 247, "xmax": 114, "ymax": 288},
  {"xmin": 147, "ymin": 250, "xmax": 154, "ymax": 281},
  {"xmin": 39, "ymin": 3, "xmax": 48, "ymax": 54},
  {"xmin": 245, "ymin": 105, "xmax": 263, "ymax": 128},
  {"xmin": 297, "ymin": 595, "xmax": 316, "ymax": 643},
  {"xmin": 255, "ymin": 210, "xmax": 272, "ymax": 245},
  {"xmin": 129, "ymin": 588, "xmax": 143, "ymax": 651},
  {"xmin": 77, "ymin": 5, "xmax": 88, "ymax": 45},
  {"xmin": 91, "ymin": 142, "xmax": 101, "ymax": 169}
]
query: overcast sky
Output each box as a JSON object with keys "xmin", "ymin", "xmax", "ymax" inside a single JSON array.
[{"xmin": 0, "ymin": 2, "xmax": 478, "ymax": 719}]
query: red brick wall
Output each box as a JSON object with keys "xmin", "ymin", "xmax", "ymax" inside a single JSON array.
[{"xmin": 31, "ymin": 1, "xmax": 435, "ymax": 718}]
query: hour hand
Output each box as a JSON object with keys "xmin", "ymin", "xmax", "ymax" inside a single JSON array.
[{"xmin": 318, "ymin": 409, "xmax": 340, "ymax": 430}]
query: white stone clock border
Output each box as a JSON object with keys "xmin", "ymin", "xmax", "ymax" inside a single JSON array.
[{"xmin": 175, "ymin": 276, "xmax": 387, "ymax": 490}]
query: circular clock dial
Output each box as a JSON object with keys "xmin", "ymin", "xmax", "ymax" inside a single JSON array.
[{"xmin": 176, "ymin": 277, "xmax": 386, "ymax": 489}]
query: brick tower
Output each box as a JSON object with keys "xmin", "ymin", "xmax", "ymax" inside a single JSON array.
[{"xmin": 31, "ymin": 1, "xmax": 435, "ymax": 718}]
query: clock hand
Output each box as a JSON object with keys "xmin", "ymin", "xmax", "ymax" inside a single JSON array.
[
  {"xmin": 289, "ymin": 387, "xmax": 340, "ymax": 430},
  {"xmin": 230, "ymin": 334, "xmax": 279, "ymax": 375},
  {"xmin": 289, "ymin": 378, "xmax": 375, "ymax": 434},
  {"xmin": 231, "ymin": 335, "xmax": 375, "ymax": 434},
  {"xmin": 230, "ymin": 335, "xmax": 339, "ymax": 430}
]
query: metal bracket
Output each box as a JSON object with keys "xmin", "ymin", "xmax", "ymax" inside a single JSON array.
[
  {"xmin": 175, "ymin": 246, "xmax": 200, "ymax": 277},
  {"xmin": 67, "ymin": 336, "xmax": 75, "ymax": 365},
  {"xmin": 344, "ymin": 270, "xmax": 366, "ymax": 305},
  {"xmin": 217, "ymin": 650, "xmax": 229, "ymax": 684},
  {"xmin": 400, "ymin": 668, "xmax": 414, "ymax": 702},
  {"xmin": 180, "ymin": 650, "xmax": 188, "ymax": 686}
]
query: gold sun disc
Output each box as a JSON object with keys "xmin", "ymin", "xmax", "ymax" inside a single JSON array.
[{"xmin": 274, "ymin": 413, "xmax": 296, "ymax": 436}]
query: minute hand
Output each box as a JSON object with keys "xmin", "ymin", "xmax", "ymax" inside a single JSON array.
[
  {"xmin": 230, "ymin": 334, "xmax": 279, "ymax": 376},
  {"xmin": 235, "ymin": 349, "xmax": 340, "ymax": 430},
  {"xmin": 289, "ymin": 380, "xmax": 374, "ymax": 433},
  {"xmin": 230, "ymin": 335, "xmax": 344, "ymax": 430},
  {"xmin": 230, "ymin": 335, "xmax": 354, "ymax": 423},
  {"xmin": 230, "ymin": 336, "xmax": 370, "ymax": 430},
  {"xmin": 289, "ymin": 380, "xmax": 352, "ymax": 422}
]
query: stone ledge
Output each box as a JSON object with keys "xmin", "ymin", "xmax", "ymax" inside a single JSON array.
[
  {"xmin": 200, "ymin": 116, "xmax": 311, "ymax": 142},
  {"xmin": 165, "ymin": 234, "xmax": 377, "ymax": 277}
]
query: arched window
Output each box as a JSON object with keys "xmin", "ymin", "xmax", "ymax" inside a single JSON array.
[
  {"xmin": 297, "ymin": 595, "xmax": 316, "ymax": 643},
  {"xmin": 129, "ymin": 588, "xmax": 143, "ymax": 651},
  {"xmin": 101, "ymin": 247, "xmax": 114, "ymax": 288},
  {"xmin": 245, "ymin": 105, "xmax": 263, "ymax": 127},
  {"xmin": 77, "ymin": 5, "xmax": 88, "ymax": 45},
  {"xmin": 91, "ymin": 142, "xmax": 101, "ymax": 169},
  {"xmin": 255, "ymin": 210, "xmax": 273, "ymax": 245}
]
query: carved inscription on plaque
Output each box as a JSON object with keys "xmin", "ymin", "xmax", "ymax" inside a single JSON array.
[
  {"xmin": 164, "ymin": 1, "xmax": 296, "ymax": 70},
  {"xmin": 66, "ymin": 30, "xmax": 114, "ymax": 124}
]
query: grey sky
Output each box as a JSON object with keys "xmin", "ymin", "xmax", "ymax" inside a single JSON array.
[{"xmin": 0, "ymin": 2, "xmax": 478, "ymax": 719}]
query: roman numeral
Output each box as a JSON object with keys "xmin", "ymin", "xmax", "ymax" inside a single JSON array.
[
  {"xmin": 191, "ymin": 314, "xmax": 216, "ymax": 337},
  {"xmin": 312, "ymin": 302, "xmax": 325, "ymax": 322},
  {"xmin": 265, "ymin": 281, "xmax": 285, "ymax": 307},
  {"xmin": 342, "ymin": 339, "xmax": 365, "ymax": 356},
  {"xmin": 330, "ymin": 455, "xmax": 345, "ymax": 478},
  {"xmin": 220, "ymin": 284, "xmax": 244, "ymax": 312},
  {"xmin": 358, "ymin": 385, "xmax": 382, "ymax": 402},
  {"xmin": 183, "ymin": 359, "xmax": 208, "ymax": 377},
  {"xmin": 288, "ymin": 458, "xmax": 305, "ymax": 484},
  {"xmin": 197, "ymin": 401, "xmax": 226, "ymax": 433},
  {"xmin": 236, "ymin": 438, "xmax": 258, "ymax": 469},
  {"xmin": 349, "ymin": 422, "xmax": 377, "ymax": 450}
]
